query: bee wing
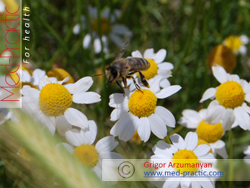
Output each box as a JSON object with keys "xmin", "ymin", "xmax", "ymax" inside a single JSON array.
[{"xmin": 115, "ymin": 36, "xmax": 131, "ymax": 59}]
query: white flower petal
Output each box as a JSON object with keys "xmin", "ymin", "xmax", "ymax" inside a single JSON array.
[
  {"xmin": 22, "ymin": 97, "xmax": 40, "ymax": 116},
  {"xmin": 234, "ymin": 107, "xmax": 250, "ymax": 130},
  {"xmin": 154, "ymin": 49, "xmax": 166, "ymax": 64},
  {"xmin": 149, "ymin": 114, "xmax": 167, "ymax": 139},
  {"xmin": 193, "ymin": 144, "xmax": 211, "ymax": 157},
  {"xmin": 212, "ymin": 140, "xmax": 228, "ymax": 159},
  {"xmin": 22, "ymin": 70, "xmax": 31, "ymax": 82},
  {"xmin": 152, "ymin": 140, "xmax": 176, "ymax": 157},
  {"xmin": 245, "ymin": 93, "xmax": 250, "ymax": 103},
  {"xmin": 239, "ymin": 46, "xmax": 247, "ymax": 56},
  {"xmin": 94, "ymin": 38, "xmax": 102, "ymax": 54},
  {"xmin": 96, "ymin": 136, "xmax": 118, "ymax": 154},
  {"xmin": 73, "ymin": 92, "xmax": 101, "ymax": 104},
  {"xmin": 143, "ymin": 48, "xmax": 155, "ymax": 58},
  {"xmin": 212, "ymin": 64, "xmax": 228, "ymax": 83},
  {"xmin": 221, "ymin": 108, "xmax": 235, "ymax": 131},
  {"xmin": 170, "ymin": 134, "xmax": 185, "ymax": 150},
  {"xmin": 110, "ymin": 113, "xmax": 138, "ymax": 142},
  {"xmin": 0, "ymin": 1, "xmax": 5, "ymax": 12},
  {"xmin": 205, "ymin": 102, "xmax": 224, "ymax": 124},
  {"xmin": 200, "ymin": 88, "xmax": 216, "ymax": 102},
  {"xmin": 83, "ymin": 34, "xmax": 91, "ymax": 48},
  {"xmin": 185, "ymin": 132, "xmax": 198, "ymax": 151},
  {"xmin": 56, "ymin": 115, "xmax": 72, "ymax": 136},
  {"xmin": 110, "ymin": 108, "xmax": 127, "ymax": 121},
  {"xmin": 240, "ymin": 35, "xmax": 249, "ymax": 44},
  {"xmin": 32, "ymin": 69, "xmax": 46, "ymax": 86},
  {"xmin": 67, "ymin": 77, "xmax": 93, "ymax": 94},
  {"xmin": 22, "ymin": 86, "xmax": 40, "ymax": 98},
  {"xmin": 137, "ymin": 117, "xmax": 151, "ymax": 142},
  {"xmin": 73, "ymin": 24, "xmax": 80, "ymax": 34},
  {"xmin": 155, "ymin": 106, "xmax": 176, "ymax": 128},
  {"xmin": 156, "ymin": 85, "xmax": 181, "ymax": 99},
  {"xmin": 65, "ymin": 129, "xmax": 82, "ymax": 146},
  {"xmin": 64, "ymin": 108, "xmax": 88, "ymax": 129},
  {"xmin": 163, "ymin": 178, "xmax": 180, "ymax": 188},
  {"xmin": 158, "ymin": 62, "xmax": 174, "ymax": 70},
  {"xmin": 131, "ymin": 50, "xmax": 143, "ymax": 58},
  {"xmin": 79, "ymin": 120, "xmax": 97, "ymax": 145}
]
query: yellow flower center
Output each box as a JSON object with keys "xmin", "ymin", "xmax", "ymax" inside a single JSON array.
[
  {"xmin": 196, "ymin": 119, "xmax": 224, "ymax": 143},
  {"xmin": 73, "ymin": 144, "xmax": 99, "ymax": 168},
  {"xmin": 207, "ymin": 44, "xmax": 236, "ymax": 73},
  {"xmin": 215, "ymin": 81, "xmax": 245, "ymax": 109},
  {"xmin": 47, "ymin": 68, "xmax": 74, "ymax": 84},
  {"xmin": 39, "ymin": 83, "xmax": 72, "ymax": 116},
  {"xmin": 197, "ymin": 139, "xmax": 213, "ymax": 153},
  {"xmin": 172, "ymin": 149, "xmax": 199, "ymax": 173},
  {"xmin": 224, "ymin": 35, "xmax": 242, "ymax": 53},
  {"xmin": 91, "ymin": 17, "xmax": 111, "ymax": 35},
  {"xmin": 137, "ymin": 59, "xmax": 158, "ymax": 79},
  {"xmin": 128, "ymin": 89, "xmax": 157, "ymax": 117}
]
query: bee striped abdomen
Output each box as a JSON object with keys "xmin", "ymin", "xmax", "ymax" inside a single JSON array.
[{"xmin": 126, "ymin": 58, "xmax": 150, "ymax": 71}]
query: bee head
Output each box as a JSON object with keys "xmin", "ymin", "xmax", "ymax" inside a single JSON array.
[{"xmin": 105, "ymin": 66, "xmax": 119, "ymax": 85}]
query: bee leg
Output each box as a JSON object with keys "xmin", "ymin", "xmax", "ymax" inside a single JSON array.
[
  {"xmin": 126, "ymin": 75, "xmax": 142, "ymax": 93},
  {"xmin": 138, "ymin": 71, "xmax": 150, "ymax": 88},
  {"xmin": 116, "ymin": 81, "xmax": 125, "ymax": 96},
  {"xmin": 122, "ymin": 77, "xmax": 128, "ymax": 88}
]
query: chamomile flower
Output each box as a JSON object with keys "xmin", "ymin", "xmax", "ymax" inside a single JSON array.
[
  {"xmin": 109, "ymin": 80, "xmax": 181, "ymax": 142},
  {"xmin": 244, "ymin": 146, "xmax": 250, "ymax": 164},
  {"xmin": 128, "ymin": 48, "xmax": 173, "ymax": 90},
  {"xmin": 223, "ymin": 35, "xmax": 249, "ymax": 56},
  {"xmin": 73, "ymin": 6, "xmax": 132, "ymax": 54},
  {"xmin": 179, "ymin": 109, "xmax": 228, "ymax": 158},
  {"xmin": 22, "ymin": 76, "xmax": 101, "ymax": 134},
  {"xmin": 151, "ymin": 132, "xmax": 215, "ymax": 188},
  {"xmin": 200, "ymin": 64, "xmax": 250, "ymax": 131},
  {"xmin": 63, "ymin": 120, "xmax": 123, "ymax": 178}
]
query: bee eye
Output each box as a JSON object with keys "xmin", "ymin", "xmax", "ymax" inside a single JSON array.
[{"xmin": 111, "ymin": 69, "xmax": 117, "ymax": 78}]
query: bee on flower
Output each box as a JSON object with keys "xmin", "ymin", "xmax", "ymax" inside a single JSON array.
[
  {"xmin": 128, "ymin": 48, "xmax": 174, "ymax": 91},
  {"xmin": 200, "ymin": 64, "xmax": 250, "ymax": 131},
  {"xmin": 223, "ymin": 35, "xmax": 249, "ymax": 56},
  {"xmin": 73, "ymin": 6, "xmax": 132, "ymax": 54},
  {"xmin": 179, "ymin": 109, "xmax": 228, "ymax": 158},
  {"xmin": 22, "ymin": 76, "xmax": 101, "ymax": 135},
  {"xmin": 109, "ymin": 79, "xmax": 181, "ymax": 142}
]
